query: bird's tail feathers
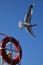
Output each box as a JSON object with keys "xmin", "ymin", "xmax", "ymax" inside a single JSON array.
[
  {"xmin": 33, "ymin": 24, "xmax": 38, "ymax": 26},
  {"xmin": 31, "ymin": 24, "xmax": 38, "ymax": 27}
]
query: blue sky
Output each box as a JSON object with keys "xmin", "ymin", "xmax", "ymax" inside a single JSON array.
[{"xmin": 0, "ymin": 0, "xmax": 43, "ymax": 65}]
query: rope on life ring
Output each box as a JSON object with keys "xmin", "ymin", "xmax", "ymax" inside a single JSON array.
[{"xmin": 1, "ymin": 36, "xmax": 22, "ymax": 65}]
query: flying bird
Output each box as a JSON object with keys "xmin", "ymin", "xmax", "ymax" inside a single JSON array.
[{"xmin": 18, "ymin": 3, "xmax": 37, "ymax": 36}]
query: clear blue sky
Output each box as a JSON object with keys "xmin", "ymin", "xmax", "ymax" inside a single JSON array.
[{"xmin": 0, "ymin": 0, "xmax": 43, "ymax": 65}]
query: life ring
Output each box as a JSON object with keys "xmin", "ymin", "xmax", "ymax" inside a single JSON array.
[{"xmin": 1, "ymin": 36, "xmax": 22, "ymax": 65}]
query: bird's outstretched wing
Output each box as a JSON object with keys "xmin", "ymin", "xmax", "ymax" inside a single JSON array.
[
  {"xmin": 24, "ymin": 3, "xmax": 34, "ymax": 24},
  {"xmin": 26, "ymin": 26, "xmax": 34, "ymax": 36}
]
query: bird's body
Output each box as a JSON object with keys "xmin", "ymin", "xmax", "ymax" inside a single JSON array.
[{"xmin": 18, "ymin": 3, "xmax": 37, "ymax": 36}]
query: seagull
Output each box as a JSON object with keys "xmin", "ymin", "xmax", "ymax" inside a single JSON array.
[{"xmin": 18, "ymin": 3, "xmax": 37, "ymax": 36}]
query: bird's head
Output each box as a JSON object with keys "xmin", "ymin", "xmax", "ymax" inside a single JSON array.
[{"xmin": 18, "ymin": 22, "xmax": 24, "ymax": 29}]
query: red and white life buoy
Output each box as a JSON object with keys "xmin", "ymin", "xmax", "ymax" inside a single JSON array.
[{"xmin": 1, "ymin": 36, "xmax": 22, "ymax": 65}]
